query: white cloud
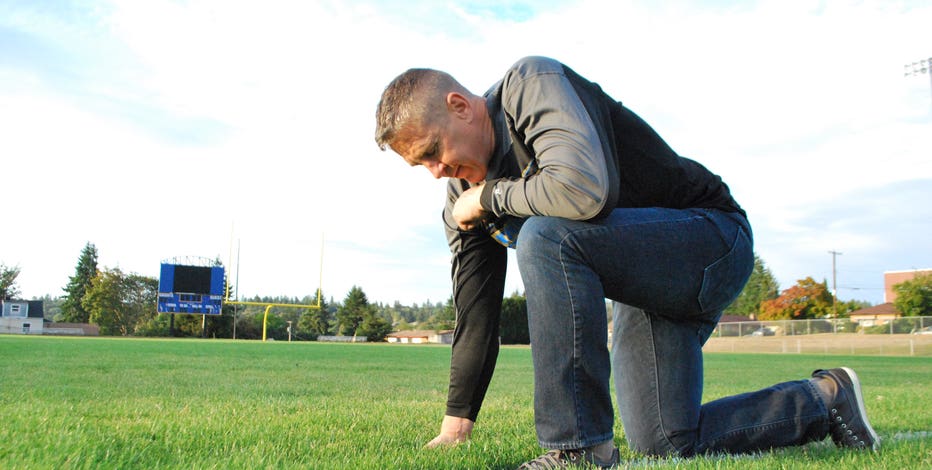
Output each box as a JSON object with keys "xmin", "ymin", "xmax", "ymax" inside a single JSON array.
[{"xmin": 2, "ymin": 0, "xmax": 930, "ymax": 306}]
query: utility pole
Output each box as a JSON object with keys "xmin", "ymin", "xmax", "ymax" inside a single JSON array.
[
  {"xmin": 904, "ymin": 57, "xmax": 932, "ymax": 109},
  {"xmin": 828, "ymin": 250, "xmax": 843, "ymax": 317}
]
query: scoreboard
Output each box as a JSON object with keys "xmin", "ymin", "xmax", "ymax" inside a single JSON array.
[{"xmin": 157, "ymin": 263, "xmax": 225, "ymax": 314}]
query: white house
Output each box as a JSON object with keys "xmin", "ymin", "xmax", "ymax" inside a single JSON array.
[{"xmin": 0, "ymin": 299, "xmax": 45, "ymax": 335}]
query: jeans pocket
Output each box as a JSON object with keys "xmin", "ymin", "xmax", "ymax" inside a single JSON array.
[{"xmin": 698, "ymin": 228, "xmax": 753, "ymax": 314}]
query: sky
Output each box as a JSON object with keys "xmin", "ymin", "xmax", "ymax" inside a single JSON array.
[{"xmin": 1, "ymin": 0, "xmax": 930, "ymax": 307}]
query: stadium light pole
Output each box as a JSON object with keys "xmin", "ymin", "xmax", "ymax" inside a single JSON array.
[
  {"xmin": 234, "ymin": 239, "xmax": 240, "ymax": 339},
  {"xmin": 318, "ymin": 233, "xmax": 325, "ymax": 309},
  {"xmin": 904, "ymin": 57, "xmax": 932, "ymax": 109}
]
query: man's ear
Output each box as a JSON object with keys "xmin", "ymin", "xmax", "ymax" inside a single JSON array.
[{"xmin": 446, "ymin": 92, "xmax": 472, "ymax": 121}]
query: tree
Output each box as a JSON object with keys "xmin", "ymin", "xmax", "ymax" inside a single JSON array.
[
  {"xmin": 168, "ymin": 305, "xmax": 235, "ymax": 339},
  {"xmin": 135, "ymin": 313, "xmax": 172, "ymax": 337},
  {"xmin": 357, "ymin": 308, "xmax": 392, "ymax": 342},
  {"xmin": 834, "ymin": 299, "xmax": 872, "ymax": 318},
  {"xmin": 394, "ymin": 318, "xmax": 413, "ymax": 331},
  {"xmin": 82, "ymin": 268, "xmax": 158, "ymax": 335},
  {"xmin": 207, "ymin": 281, "xmax": 236, "ymax": 339},
  {"xmin": 39, "ymin": 294, "xmax": 64, "ymax": 320},
  {"xmin": 725, "ymin": 255, "xmax": 779, "ymax": 316},
  {"xmin": 336, "ymin": 286, "xmax": 371, "ymax": 337},
  {"xmin": 500, "ymin": 291, "xmax": 529, "ymax": 344},
  {"xmin": 758, "ymin": 277, "xmax": 833, "ymax": 320},
  {"xmin": 172, "ymin": 312, "xmax": 208, "ymax": 337},
  {"xmin": 0, "ymin": 263, "xmax": 21, "ymax": 300},
  {"xmin": 425, "ymin": 296, "xmax": 455, "ymax": 331},
  {"xmin": 893, "ymin": 273, "xmax": 932, "ymax": 317},
  {"xmin": 186, "ymin": 258, "xmax": 235, "ymax": 339},
  {"xmin": 60, "ymin": 242, "xmax": 98, "ymax": 323},
  {"xmin": 233, "ymin": 311, "xmax": 262, "ymax": 340},
  {"xmin": 297, "ymin": 290, "xmax": 331, "ymax": 339}
]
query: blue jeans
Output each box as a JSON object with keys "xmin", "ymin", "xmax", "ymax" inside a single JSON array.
[{"xmin": 515, "ymin": 208, "xmax": 830, "ymax": 454}]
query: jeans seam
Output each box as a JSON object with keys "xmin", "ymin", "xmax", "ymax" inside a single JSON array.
[
  {"xmin": 697, "ymin": 228, "xmax": 751, "ymax": 314},
  {"xmin": 558, "ymin": 226, "xmax": 609, "ymax": 448},
  {"xmin": 646, "ymin": 313, "xmax": 681, "ymax": 454},
  {"xmin": 558, "ymin": 228, "xmax": 585, "ymax": 446}
]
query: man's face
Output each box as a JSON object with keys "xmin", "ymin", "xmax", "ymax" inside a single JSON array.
[{"xmin": 393, "ymin": 116, "xmax": 490, "ymax": 183}]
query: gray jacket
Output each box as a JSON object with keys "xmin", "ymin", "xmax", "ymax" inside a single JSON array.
[{"xmin": 440, "ymin": 56, "xmax": 744, "ymax": 421}]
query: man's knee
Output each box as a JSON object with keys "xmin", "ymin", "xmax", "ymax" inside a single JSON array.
[{"xmin": 515, "ymin": 216, "xmax": 560, "ymax": 262}]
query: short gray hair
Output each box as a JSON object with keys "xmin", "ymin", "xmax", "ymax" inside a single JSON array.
[{"xmin": 374, "ymin": 68, "xmax": 466, "ymax": 151}]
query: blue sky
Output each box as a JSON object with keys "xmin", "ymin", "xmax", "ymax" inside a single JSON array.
[{"xmin": 1, "ymin": 0, "xmax": 930, "ymax": 306}]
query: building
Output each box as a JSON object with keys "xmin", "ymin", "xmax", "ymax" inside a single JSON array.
[
  {"xmin": 842, "ymin": 269, "xmax": 932, "ymax": 329},
  {"xmin": 0, "ymin": 299, "xmax": 45, "ymax": 335},
  {"xmin": 884, "ymin": 269, "xmax": 932, "ymax": 303},
  {"xmin": 386, "ymin": 330, "xmax": 454, "ymax": 344},
  {"xmin": 848, "ymin": 303, "xmax": 899, "ymax": 328},
  {"xmin": 1, "ymin": 300, "xmax": 99, "ymax": 336},
  {"xmin": 43, "ymin": 322, "xmax": 100, "ymax": 336}
]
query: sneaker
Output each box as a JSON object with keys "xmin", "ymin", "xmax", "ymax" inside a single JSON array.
[
  {"xmin": 811, "ymin": 367, "xmax": 881, "ymax": 451},
  {"xmin": 517, "ymin": 447, "xmax": 619, "ymax": 469}
]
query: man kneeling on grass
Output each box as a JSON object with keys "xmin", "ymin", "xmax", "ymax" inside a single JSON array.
[{"xmin": 374, "ymin": 56, "xmax": 880, "ymax": 469}]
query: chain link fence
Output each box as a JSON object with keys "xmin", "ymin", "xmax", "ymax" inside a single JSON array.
[
  {"xmin": 712, "ymin": 316, "xmax": 932, "ymax": 337},
  {"xmin": 704, "ymin": 316, "xmax": 932, "ymax": 356}
]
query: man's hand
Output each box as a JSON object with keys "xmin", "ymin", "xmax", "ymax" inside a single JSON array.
[
  {"xmin": 452, "ymin": 185, "xmax": 486, "ymax": 231},
  {"xmin": 424, "ymin": 415, "xmax": 475, "ymax": 448}
]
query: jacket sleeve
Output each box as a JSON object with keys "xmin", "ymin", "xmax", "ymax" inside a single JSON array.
[
  {"xmin": 442, "ymin": 180, "xmax": 507, "ymax": 421},
  {"xmin": 480, "ymin": 57, "xmax": 611, "ymax": 221}
]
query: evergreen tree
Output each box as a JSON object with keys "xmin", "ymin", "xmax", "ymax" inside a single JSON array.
[
  {"xmin": 60, "ymin": 242, "xmax": 98, "ymax": 323},
  {"xmin": 358, "ymin": 308, "xmax": 391, "ymax": 342},
  {"xmin": 724, "ymin": 254, "xmax": 780, "ymax": 316},
  {"xmin": 336, "ymin": 286, "xmax": 372, "ymax": 337}
]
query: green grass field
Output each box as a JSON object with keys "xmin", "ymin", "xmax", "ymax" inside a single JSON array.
[{"xmin": 1, "ymin": 335, "xmax": 929, "ymax": 469}]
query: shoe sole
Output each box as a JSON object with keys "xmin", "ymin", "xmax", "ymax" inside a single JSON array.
[{"xmin": 840, "ymin": 367, "xmax": 881, "ymax": 451}]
